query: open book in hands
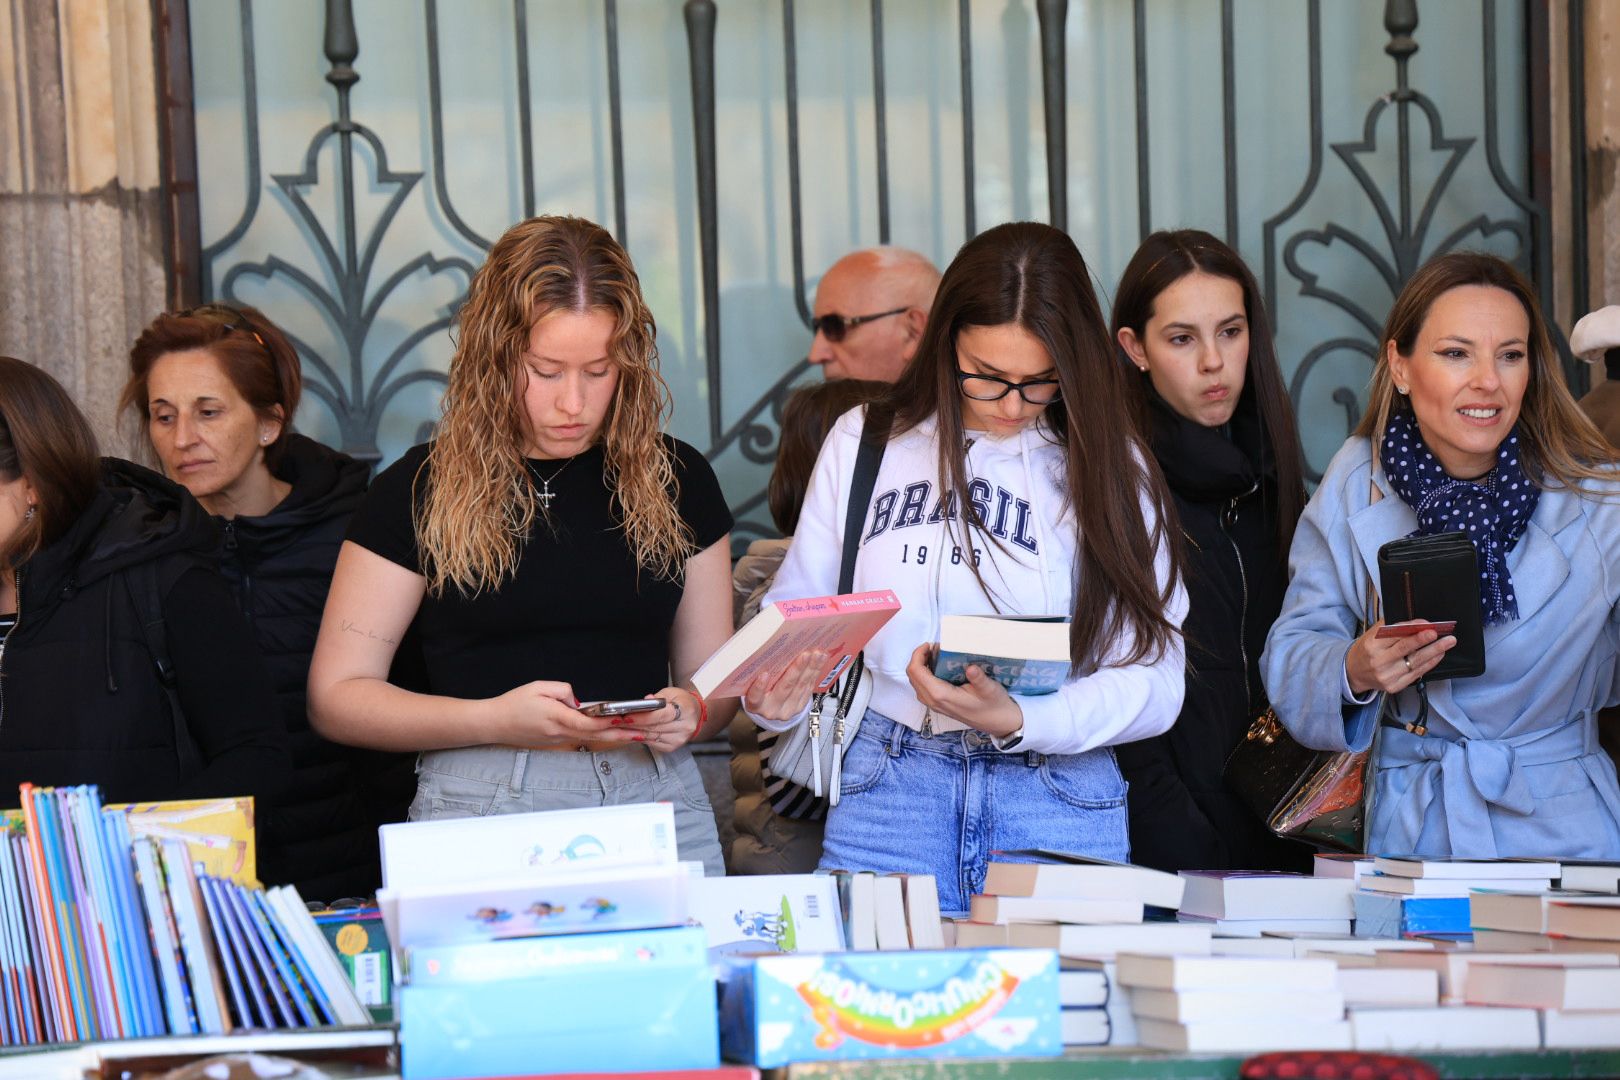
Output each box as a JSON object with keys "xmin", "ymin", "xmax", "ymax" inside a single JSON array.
[{"xmin": 691, "ymin": 590, "xmax": 901, "ymax": 698}]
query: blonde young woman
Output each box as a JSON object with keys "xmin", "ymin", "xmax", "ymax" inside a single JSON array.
[
  {"xmin": 1263, "ymin": 252, "xmax": 1620, "ymax": 859},
  {"xmin": 308, "ymin": 216, "xmax": 736, "ymax": 871}
]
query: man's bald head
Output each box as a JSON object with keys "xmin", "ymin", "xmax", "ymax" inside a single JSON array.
[{"xmin": 809, "ymin": 246, "xmax": 941, "ymax": 382}]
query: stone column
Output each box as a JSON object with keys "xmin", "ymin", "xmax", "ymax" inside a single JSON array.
[
  {"xmin": 0, "ymin": 0, "xmax": 166, "ymax": 453},
  {"xmin": 1588, "ymin": 1, "xmax": 1620, "ymax": 310}
]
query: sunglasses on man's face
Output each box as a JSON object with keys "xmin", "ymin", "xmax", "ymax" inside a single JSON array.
[{"xmin": 810, "ymin": 306, "xmax": 908, "ymax": 343}]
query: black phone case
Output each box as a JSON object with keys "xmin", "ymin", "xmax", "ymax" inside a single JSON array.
[{"xmin": 1376, "ymin": 530, "xmax": 1486, "ymax": 680}]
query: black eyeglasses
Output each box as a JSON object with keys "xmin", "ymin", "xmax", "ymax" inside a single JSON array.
[
  {"xmin": 181, "ymin": 303, "xmax": 267, "ymax": 348},
  {"xmin": 955, "ymin": 368, "xmax": 1061, "ymax": 405},
  {"xmin": 810, "ymin": 307, "xmax": 908, "ymax": 343}
]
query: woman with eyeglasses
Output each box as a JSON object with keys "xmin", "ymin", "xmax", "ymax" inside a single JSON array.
[
  {"xmin": 122, "ymin": 305, "xmax": 412, "ymax": 902},
  {"xmin": 745, "ymin": 222, "xmax": 1188, "ymax": 914},
  {"xmin": 1109, "ymin": 230, "xmax": 1312, "ymax": 873},
  {"xmin": 307, "ymin": 215, "xmax": 737, "ymax": 874},
  {"xmin": 0, "ymin": 356, "xmax": 289, "ymax": 805}
]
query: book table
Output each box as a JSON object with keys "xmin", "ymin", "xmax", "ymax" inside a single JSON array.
[{"xmin": 780, "ymin": 1047, "xmax": 1620, "ymax": 1080}]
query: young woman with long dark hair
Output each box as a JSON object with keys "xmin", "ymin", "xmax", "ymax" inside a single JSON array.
[
  {"xmin": 745, "ymin": 222, "xmax": 1187, "ymax": 913},
  {"xmin": 1111, "ymin": 229, "xmax": 1310, "ymax": 872}
]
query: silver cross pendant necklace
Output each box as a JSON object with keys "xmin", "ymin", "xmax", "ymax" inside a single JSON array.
[{"xmin": 532, "ymin": 456, "xmax": 575, "ymax": 510}]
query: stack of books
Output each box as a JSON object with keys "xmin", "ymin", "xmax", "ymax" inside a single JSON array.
[
  {"xmin": 947, "ymin": 855, "xmax": 1200, "ymax": 1047},
  {"xmin": 1468, "ymin": 887, "xmax": 1620, "ymax": 954},
  {"xmin": 1464, "ymin": 956, "xmax": 1620, "ymax": 1048},
  {"xmin": 1176, "ymin": 870, "xmax": 1355, "ymax": 937},
  {"xmin": 819, "ymin": 870, "xmax": 944, "ymax": 951},
  {"xmin": 0, "ymin": 783, "xmax": 366, "ymax": 1048},
  {"xmin": 1353, "ymin": 857, "xmax": 1560, "ymax": 938},
  {"xmin": 1113, "ymin": 953, "xmax": 1351, "ymax": 1052},
  {"xmin": 381, "ymin": 803, "xmax": 718, "ymax": 1079}
]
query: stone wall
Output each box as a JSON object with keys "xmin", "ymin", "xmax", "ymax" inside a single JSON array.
[
  {"xmin": 0, "ymin": 0, "xmax": 166, "ymax": 454},
  {"xmin": 1589, "ymin": 1, "xmax": 1620, "ymax": 311}
]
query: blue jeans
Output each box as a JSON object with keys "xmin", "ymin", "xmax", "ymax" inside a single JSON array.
[{"xmin": 818, "ymin": 711, "xmax": 1130, "ymax": 915}]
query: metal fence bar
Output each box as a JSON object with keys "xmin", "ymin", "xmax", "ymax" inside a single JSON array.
[
  {"xmin": 1221, "ymin": 0, "xmax": 1238, "ymax": 245},
  {"xmin": 606, "ymin": 0, "xmax": 628, "ymax": 244},
  {"xmin": 198, "ymin": 0, "xmax": 261, "ymax": 299},
  {"xmin": 683, "ymin": 0, "xmax": 722, "ymax": 443},
  {"xmin": 513, "ymin": 0, "xmax": 535, "ymax": 219},
  {"xmin": 871, "ymin": 0, "xmax": 890, "ymax": 244},
  {"xmin": 1036, "ymin": 0, "xmax": 1067, "ymax": 232},
  {"xmin": 959, "ymin": 0, "xmax": 975, "ymax": 239},
  {"xmin": 1133, "ymin": 0, "xmax": 1150, "ymax": 240},
  {"xmin": 423, "ymin": 0, "xmax": 493, "ymax": 250},
  {"xmin": 783, "ymin": 0, "xmax": 810, "ymax": 326},
  {"xmin": 1261, "ymin": 0, "xmax": 1322, "ymax": 326}
]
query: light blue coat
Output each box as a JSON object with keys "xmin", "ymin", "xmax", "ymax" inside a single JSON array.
[{"xmin": 1261, "ymin": 437, "xmax": 1620, "ymax": 858}]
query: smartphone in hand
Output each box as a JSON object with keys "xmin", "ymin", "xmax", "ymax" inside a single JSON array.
[
  {"xmin": 1374, "ymin": 620, "xmax": 1457, "ymax": 639},
  {"xmin": 579, "ymin": 698, "xmax": 665, "ymax": 718}
]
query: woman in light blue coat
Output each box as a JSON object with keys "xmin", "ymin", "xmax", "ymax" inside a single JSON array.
[{"xmin": 1262, "ymin": 252, "xmax": 1620, "ymax": 859}]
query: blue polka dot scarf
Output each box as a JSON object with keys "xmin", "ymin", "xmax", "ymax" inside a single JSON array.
[{"xmin": 1378, "ymin": 409, "xmax": 1539, "ymax": 625}]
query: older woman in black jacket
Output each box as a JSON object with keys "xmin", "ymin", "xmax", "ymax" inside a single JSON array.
[
  {"xmin": 0, "ymin": 356, "xmax": 288, "ymax": 803},
  {"xmin": 122, "ymin": 306, "xmax": 412, "ymax": 901},
  {"xmin": 1111, "ymin": 231, "xmax": 1312, "ymax": 872}
]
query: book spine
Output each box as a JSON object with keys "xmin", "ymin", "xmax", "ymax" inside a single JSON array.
[
  {"xmin": 213, "ymin": 878, "xmax": 273, "ymax": 1028},
  {"xmin": 12, "ymin": 832, "xmax": 57, "ymax": 1043},
  {"xmin": 132, "ymin": 837, "xmax": 196, "ymax": 1035},
  {"xmin": 255, "ymin": 885, "xmax": 338, "ymax": 1026},
  {"xmin": 17, "ymin": 784, "xmax": 73, "ymax": 1042},
  {"xmin": 59, "ymin": 788, "xmax": 117, "ymax": 1037},
  {"xmin": 196, "ymin": 874, "xmax": 252, "ymax": 1028},
  {"xmin": 0, "ymin": 828, "xmax": 20, "ymax": 1045},
  {"xmin": 102, "ymin": 811, "xmax": 164, "ymax": 1037},
  {"xmin": 159, "ymin": 840, "xmax": 225, "ymax": 1034},
  {"xmin": 243, "ymin": 886, "xmax": 317, "ymax": 1026},
  {"xmin": 269, "ymin": 884, "xmax": 369, "ymax": 1025},
  {"xmin": 224, "ymin": 879, "xmax": 298, "ymax": 1027},
  {"xmin": 37, "ymin": 789, "xmax": 96, "ymax": 1039},
  {"xmin": 70, "ymin": 787, "xmax": 130, "ymax": 1039}
]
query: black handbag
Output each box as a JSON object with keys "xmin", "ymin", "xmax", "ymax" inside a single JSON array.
[{"xmin": 1376, "ymin": 530, "xmax": 1486, "ymax": 681}]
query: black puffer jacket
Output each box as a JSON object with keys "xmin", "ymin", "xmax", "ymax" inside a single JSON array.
[
  {"xmin": 215, "ymin": 434, "xmax": 414, "ymax": 902},
  {"xmin": 0, "ymin": 460, "xmax": 289, "ymax": 804},
  {"xmin": 1117, "ymin": 392, "xmax": 1312, "ymax": 872}
]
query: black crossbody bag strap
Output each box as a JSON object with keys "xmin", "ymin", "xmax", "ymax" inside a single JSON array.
[{"xmin": 840, "ymin": 407, "xmax": 888, "ymax": 592}]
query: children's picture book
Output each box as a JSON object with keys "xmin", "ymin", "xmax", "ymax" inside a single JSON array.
[
  {"xmin": 691, "ymin": 590, "xmax": 901, "ymax": 698},
  {"xmin": 379, "ymin": 802, "xmax": 678, "ymax": 890},
  {"xmin": 932, "ymin": 614, "xmax": 1070, "ymax": 695},
  {"xmin": 119, "ymin": 798, "xmax": 258, "ymax": 888},
  {"xmin": 686, "ymin": 873, "xmax": 844, "ymax": 959}
]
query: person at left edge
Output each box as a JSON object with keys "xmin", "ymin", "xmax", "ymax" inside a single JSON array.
[
  {"xmin": 308, "ymin": 215, "xmax": 736, "ymax": 873},
  {"xmin": 0, "ymin": 356, "xmax": 288, "ymax": 805},
  {"xmin": 121, "ymin": 304, "xmax": 412, "ymax": 902}
]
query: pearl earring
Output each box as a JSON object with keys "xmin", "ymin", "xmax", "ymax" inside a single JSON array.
[{"xmin": 1396, "ymin": 384, "xmax": 1409, "ymax": 396}]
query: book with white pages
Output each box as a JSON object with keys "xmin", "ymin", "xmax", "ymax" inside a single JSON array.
[
  {"xmin": 1349, "ymin": 1005, "xmax": 1541, "ymax": 1052},
  {"xmin": 844, "ymin": 872, "xmax": 877, "ymax": 951},
  {"xmin": 1373, "ymin": 949, "xmax": 1619, "ymax": 1003},
  {"xmin": 692, "ymin": 589, "xmax": 901, "ymax": 698},
  {"xmin": 1209, "ymin": 937, "xmax": 1296, "ymax": 958},
  {"xmin": 1558, "ymin": 862, "xmax": 1620, "ymax": 895},
  {"xmin": 1362, "ymin": 874, "xmax": 1553, "ymax": 897},
  {"xmin": 1129, "ymin": 987, "xmax": 1346, "ymax": 1024},
  {"xmin": 950, "ymin": 920, "xmax": 1009, "ymax": 948},
  {"xmin": 379, "ymin": 802, "xmax": 678, "ymax": 890},
  {"xmin": 1541, "ymin": 1009, "xmax": 1620, "ymax": 1048},
  {"xmin": 1008, "ymin": 921, "xmax": 1211, "ymax": 960},
  {"xmin": 1372, "ymin": 856, "xmax": 1562, "ymax": 880},
  {"xmin": 1334, "ymin": 966, "xmax": 1440, "ymax": 1008},
  {"xmin": 1176, "ymin": 914, "xmax": 1351, "ymax": 938},
  {"xmin": 1313, "ymin": 854, "xmax": 1373, "ymax": 881},
  {"xmin": 983, "ymin": 856, "xmax": 1183, "ymax": 910},
  {"xmin": 969, "ymin": 893, "xmax": 1143, "ymax": 926},
  {"xmin": 1465, "ymin": 961, "xmax": 1620, "ymax": 1010},
  {"xmin": 1058, "ymin": 968, "xmax": 1108, "ymax": 1008},
  {"xmin": 894, "ymin": 875, "xmax": 945, "ymax": 949},
  {"xmin": 1545, "ymin": 894, "xmax": 1620, "ymax": 941},
  {"xmin": 1059, "ymin": 1007, "xmax": 1111, "ymax": 1047},
  {"xmin": 1114, "ymin": 953, "xmax": 1338, "ymax": 993},
  {"xmin": 872, "ymin": 875, "xmax": 909, "ymax": 951},
  {"xmin": 1469, "ymin": 888, "xmax": 1600, "ymax": 933},
  {"xmin": 1137, "ymin": 1017, "xmax": 1352, "ymax": 1053},
  {"xmin": 1291, "ymin": 937, "xmax": 1436, "ymax": 958},
  {"xmin": 1178, "ymin": 871, "xmax": 1355, "ymax": 920}
]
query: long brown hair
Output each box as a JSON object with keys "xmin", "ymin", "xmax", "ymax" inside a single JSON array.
[
  {"xmin": 768, "ymin": 379, "xmax": 888, "ymax": 534},
  {"xmin": 885, "ymin": 221, "xmax": 1182, "ymax": 672},
  {"xmin": 421, "ymin": 215, "xmax": 691, "ymax": 597},
  {"xmin": 1111, "ymin": 228, "xmax": 1307, "ymax": 557},
  {"xmin": 1354, "ymin": 252, "xmax": 1619, "ymax": 486},
  {"xmin": 122, "ymin": 303, "xmax": 302, "ymax": 469},
  {"xmin": 0, "ymin": 357, "xmax": 101, "ymax": 568}
]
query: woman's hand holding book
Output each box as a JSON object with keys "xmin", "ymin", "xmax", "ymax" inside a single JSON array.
[
  {"xmin": 905, "ymin": 644, "xmax": 1024, "ymax": 739},
  {"xmin": 741, "ymin": 649, "xmax": 832, "ymax": 727}
]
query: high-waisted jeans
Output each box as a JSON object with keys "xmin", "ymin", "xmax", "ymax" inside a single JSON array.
[
  {"xmin": 408, "ymin": 743, "xmax": 725, "ymax": 876},
  {"xmin": 818, "ymin": 711, "xmax": 1130, "ymax": 915}
]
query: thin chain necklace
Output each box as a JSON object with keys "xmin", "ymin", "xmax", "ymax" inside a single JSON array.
[{"xmin": 530, "ymin": 456, "xmax": 576, "ymax": 510}]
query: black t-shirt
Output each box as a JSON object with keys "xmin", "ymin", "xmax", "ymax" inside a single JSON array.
[{"xmin": 345, "ymin": 437, "xmax": 733, "ymax": 703}]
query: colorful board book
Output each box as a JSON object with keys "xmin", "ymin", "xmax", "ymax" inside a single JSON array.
[{"xmin": 691, "ymin": 590, "xmax": 901, "ymax": 698}]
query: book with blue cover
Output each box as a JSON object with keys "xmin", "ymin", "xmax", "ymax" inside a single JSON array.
[
  {"xmin": 1353, "ymin": 890, "xmax": 1472, "ymax": 938},
  {"xmin": 932, "ymin": 615, "xmax": 1070, "ymax": 695}
]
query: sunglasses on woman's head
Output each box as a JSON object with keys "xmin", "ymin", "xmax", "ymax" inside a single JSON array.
[
  {"xmin": 809, "ymin": 306, "xmax": 908, "ymax": 343},
  {"xmin": 180, "ymin": 304, "xmax": 267, "ymax": 348}
]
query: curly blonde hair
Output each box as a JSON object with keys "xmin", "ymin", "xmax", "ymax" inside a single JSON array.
[{"xmin": 418, "ymin": 216, "xmax": 693, "ymax": 597}]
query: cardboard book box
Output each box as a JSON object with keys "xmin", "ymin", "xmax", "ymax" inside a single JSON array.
[
  {"xmin": 721, "ymin": 948, "xmax": 1061, "ymax": 1067},
  {"xmin": 400, "ymin": 925, "xmax": 718, "ymax": 1080}
]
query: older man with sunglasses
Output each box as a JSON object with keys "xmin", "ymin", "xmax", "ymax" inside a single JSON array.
[{"xmin": 809, "ymin": 247, "xmax": 941, "ymax": 382}]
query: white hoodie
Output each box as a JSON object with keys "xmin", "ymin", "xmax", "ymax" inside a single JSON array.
[{"xmin": 756, "ymin": 405, "xmax": 1188, "ymax": 756}]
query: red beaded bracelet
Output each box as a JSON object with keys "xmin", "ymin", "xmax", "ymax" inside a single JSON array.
[{"xmin": 689, "ymin": 686, "xmax": 709, "ymax": 733}]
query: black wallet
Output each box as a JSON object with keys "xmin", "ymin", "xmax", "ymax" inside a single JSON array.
[{"xmin": 1376, "ymin": 531, "xmax": 1486, "ymax": 680}]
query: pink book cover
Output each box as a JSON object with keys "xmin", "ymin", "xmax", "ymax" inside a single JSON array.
[{"xmin": 693, "ymin": 590, "xmax": 901, "ymax": 698}]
